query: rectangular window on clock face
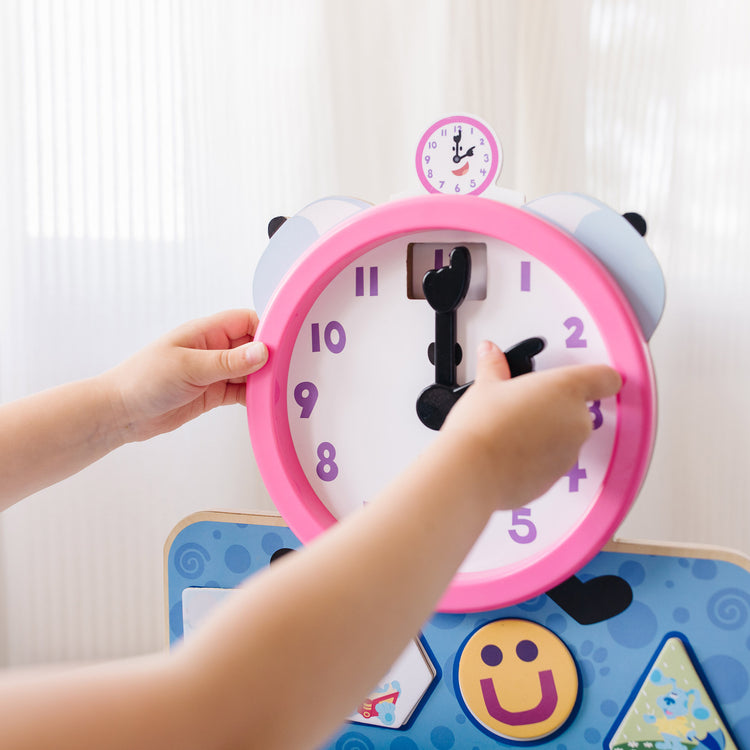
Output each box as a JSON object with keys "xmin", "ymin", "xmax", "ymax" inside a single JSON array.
[{"xmin": 406, "ymin": 242, "xmax": 487, "ymax": 300}]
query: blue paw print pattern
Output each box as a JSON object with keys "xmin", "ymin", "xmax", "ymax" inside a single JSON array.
[
  {"xmin": 166, "ymin": 519, "xmax": 750, "ymax": 749},
  {"xmin": 166, "ymin": 514, "xmax": 301, "ymax": 644}
]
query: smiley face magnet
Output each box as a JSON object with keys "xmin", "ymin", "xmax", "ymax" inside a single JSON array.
[{"xmin": 455, "ymin": 618, "xmax": 580, "ymax": 742}]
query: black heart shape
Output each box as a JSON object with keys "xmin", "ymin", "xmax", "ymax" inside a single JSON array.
[{"xmin": 546, "ymin": 574, "xmax": 633, "ymax": 625}]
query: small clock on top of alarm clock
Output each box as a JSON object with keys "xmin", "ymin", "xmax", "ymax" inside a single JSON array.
[{"xmin": 415, "ymin": 114, "xmax": 502, "ymax": 196}]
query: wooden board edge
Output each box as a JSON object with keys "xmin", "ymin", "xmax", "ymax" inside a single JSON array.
[
  {"xmin": 605, "ymin": 536, "xmax": 750, "ymax": 572},
  {"xmin": 163, "ymin": 510, "xmax": 284, "ymax": 647}
]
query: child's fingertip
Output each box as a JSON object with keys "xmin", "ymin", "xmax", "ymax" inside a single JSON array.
[
  {"xmin": 244, "ymin": 341, "xmax": 268, "ymax": 369},
  {"xmin": 477, "ymin": 340, "xmax": 495, "ymax": 359},
  {"xmin": 476, "ymin": 340, "xmax": 511, "ymax": 381}
]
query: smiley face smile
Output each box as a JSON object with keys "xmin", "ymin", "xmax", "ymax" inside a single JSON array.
[{"xmin": 481, "ymin": 668, "xmax": 558, "ymax": 725}]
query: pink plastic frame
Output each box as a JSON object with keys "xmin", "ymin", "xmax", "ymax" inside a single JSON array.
[
  {"xmin": 415, "ymin": 115, "xmax": 500, "ymax": 196},
  {"xmin": 247, "ymin": 195, "xmax": 656, "ymax": 613}
]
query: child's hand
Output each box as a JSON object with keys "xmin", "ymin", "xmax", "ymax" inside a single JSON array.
[
  {"xmin": 439, "ymin": 340, "xmax": 622, "ymax": 513},
  {"xmin": 106, "ymin": 309, "xmax": 268, "ymax": 443}
]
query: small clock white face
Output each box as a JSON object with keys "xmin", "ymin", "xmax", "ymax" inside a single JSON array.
[
  {"xmin": 285, "ymin": 232, "xmax": 616, "ymax": 575},
  {"xmin": 416, "ymin": 116, "xmax": 501, "ymax": 196}
]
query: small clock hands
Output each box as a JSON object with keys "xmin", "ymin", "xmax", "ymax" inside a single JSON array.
[
  {"xmin": 416, "ymin": 246, "xmax": 547, "ymax": 431},
  {"xmin": 452, "ymin": 129, "xmax": 476, "ymax": 164}
]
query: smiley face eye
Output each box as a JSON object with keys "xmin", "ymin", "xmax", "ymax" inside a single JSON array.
[
  {"xmin": 516, "ymin": 639, "xmax": 539, "ymax": 662},
  {"xmin": 481, "ymin": 644, "xmax": 503, "ymax": 667}
]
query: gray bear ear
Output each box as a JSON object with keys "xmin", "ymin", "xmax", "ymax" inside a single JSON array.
[
  {"xmin": 524, "ymin": 193, "xmax": 665, "ymax": 341},
  {"xmin": 252, "ymin": 197, "xmax": 372, "ymax": 316}
]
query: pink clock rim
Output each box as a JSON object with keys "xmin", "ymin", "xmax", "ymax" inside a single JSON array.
[
  {"xmin": 247, "ymin": 194, "xmax": 656, "ymax": 613},
  {"xmin": 415, "ymin": 115, "xmax": 501, "ymax": 196}
]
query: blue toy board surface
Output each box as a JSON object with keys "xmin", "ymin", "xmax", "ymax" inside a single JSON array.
[{"xmin": 165, "ymin": 513, "xmax": 750, "ymax": 749}]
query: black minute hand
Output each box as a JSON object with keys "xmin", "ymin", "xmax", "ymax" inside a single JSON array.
[
  {"xmin": 416, "ymin": 247, "xmax": 471, "ymax": 430},
  {"xmin": 423, "ymin": 246, "xmax": 471, "ymax": 386}
]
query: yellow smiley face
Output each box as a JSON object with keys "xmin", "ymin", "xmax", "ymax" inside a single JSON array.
[{"xmin": 456, "ymin": 618, "xmax": 579, "ymax": 741}]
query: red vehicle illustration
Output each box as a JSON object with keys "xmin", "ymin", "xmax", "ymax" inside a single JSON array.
[{"xmin": 356, "ymin": 682, "xmax": 401, "ymax": 726}]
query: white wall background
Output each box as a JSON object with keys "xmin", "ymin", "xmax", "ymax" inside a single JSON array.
[{"xmin": 1, "ymin": 0, "xmax": 749, "ymax": 666}]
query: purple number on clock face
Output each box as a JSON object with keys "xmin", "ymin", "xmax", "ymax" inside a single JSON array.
[
  {"xmin": 294, "ymin": 382, "xmax": 318, "ymax": 419},
  {"xmin": 508, "ymin": 508, "xmax": 537, "ymax": 544},
  {"xmin": 564, "ymin": 316, "xmax": 588, "ymax": 348},
  {"xmin": 589, "ymin": 400, "xmax": 603, "ymax": 430},
  {"xmin": 355, "ymin": 266, "xmax": 379, "ymax": 297},
  {"xmin": 521, "ymin": 261, "xmax": 531, "ymax": 292},
  {"xmin": 311, "ymin": 321, "xmax": 346, "ymax": 354},
  {"xmin": 316, "ymin": 442, "xmax": 339, "ymax": 482},
  {"xmin": 566, "ymin": 461, "xmax": 587, "ymax": 492}
]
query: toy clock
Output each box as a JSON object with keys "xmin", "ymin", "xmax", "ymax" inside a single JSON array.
[
  {"xmin": 247, "ymin": 115, "xmax": 664, "ymax": 613},
  {"xmin": 415, "ymin": 114, "xmax": 502, "ymax": 195}
]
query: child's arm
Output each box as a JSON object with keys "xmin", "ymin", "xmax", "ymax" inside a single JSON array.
[
  {"xmin": 178, "ymin": 341, "xmax": 621, "ymax": 749},
  {"xmin": 0, "ymin": 309, "xmax": 268, "ymax": 510},
  {"xmin": 0, "ymin": 341, "xmax": 620, "ymax": 750}
]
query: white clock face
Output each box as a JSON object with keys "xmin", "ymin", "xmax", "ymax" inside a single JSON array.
[
  {"xmin": 416, "ymin": 116, "xmax": 501, "ymax": 196},
  {"xmin": 285, "ymin": 231, "xmax": 617, "ymax": 575}
]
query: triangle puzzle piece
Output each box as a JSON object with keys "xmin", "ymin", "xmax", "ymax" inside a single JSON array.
[{"xmin": 607, "ymin": 634, "xmax": 737, "ymax": 750}]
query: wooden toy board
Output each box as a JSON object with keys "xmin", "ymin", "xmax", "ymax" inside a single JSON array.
[{"xmin": 165, "ymin": 512, "xmax": 750, "ymax": 749}]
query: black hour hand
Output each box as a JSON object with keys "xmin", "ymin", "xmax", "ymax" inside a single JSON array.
[{"xmin": 505, "ymin": 337, "xmax": 546, "ymax": 377}]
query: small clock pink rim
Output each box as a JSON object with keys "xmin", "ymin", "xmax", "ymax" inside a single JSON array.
[
  {"xmin": 415, "ymin": 115, "xmax": 501, "ymax": 196},
  {"xmin": 247, "ymin": 194, "xmax": 656, "ymax": 613}
]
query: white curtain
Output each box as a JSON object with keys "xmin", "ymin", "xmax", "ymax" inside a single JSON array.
[{"xmin": 1, "ymin": 0, "xmax": 749, "ymax": 666}]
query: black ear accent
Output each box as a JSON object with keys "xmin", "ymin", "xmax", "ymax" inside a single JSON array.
[
  {"xmin": 623, "ymin": 212, "xmax": 647, "ymax": 237},
  {"xmin": 270, "ymin": 547, "xmax": 295, "ymax": 564},
  {"xmin": 267, "ymin": 216, "xmax": 288, "ymax": 239},
  {"xmin": 547, "ymin": 574, "xmax": 633, "ymax": 625}
]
